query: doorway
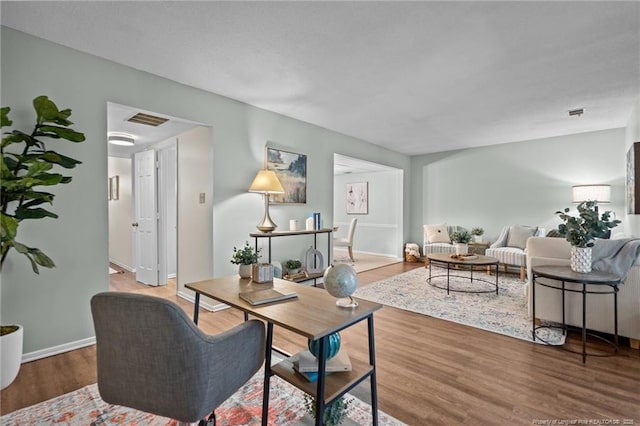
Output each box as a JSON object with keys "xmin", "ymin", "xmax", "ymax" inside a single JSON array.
[{"xmin": 107, "ymin": 102, "xmax": 211, "ymax": 292}]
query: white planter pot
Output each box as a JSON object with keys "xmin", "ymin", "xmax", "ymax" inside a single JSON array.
[
  {"xmin": 571, "ymin": 246, "xmax": 592, "ymax": 273},
  {"xmin": 474, "ymin": 235, "xmax": 483, "ymax": 243},
  {"xmin": 238, "ymin": 264, "xmax": 252, "ymax": 278},
  {"xmin": 454, "ymin": 243, "xmax": 469, "ymax": 255},
  {"xmin": 1, "ymin": 325, "xmax": 23, "ymax": 390}
]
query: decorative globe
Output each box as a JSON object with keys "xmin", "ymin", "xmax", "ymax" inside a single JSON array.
[
  {"xmin": 308, "ymin": 332, "xmax": 341, "ymax": 360},
  {"xmin": 323, "ymin": 263, "xmax": 359, "ymax": 308}
]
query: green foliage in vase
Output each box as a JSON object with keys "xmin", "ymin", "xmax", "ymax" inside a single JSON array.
[
  {"xmin": 304, "ymin": 394, "xmax": 352, "ymax": 426},
  {"xmin": 230, "ymin": 241, "xmax": 261, "ymax": 265},
  {"xmin": 471, "ymin": 227, "xmax": 484, "ymax": 236},
  {"xmin": 1, "ymin": 96, "xmax": 85, "ymax": 273},
  {"xmin": 555, "ymin": 201, "xmax": 621, "ymax": 247},
  {"xmin": 450, "ymin": 230, "xmax": 472, "ymax": 244}
]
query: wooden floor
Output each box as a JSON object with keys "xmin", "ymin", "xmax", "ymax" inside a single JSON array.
[{"xmin": 2, "ymin": 263, "xmax": 639, "ymax": 425}]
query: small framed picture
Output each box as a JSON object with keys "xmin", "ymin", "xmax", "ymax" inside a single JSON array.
[{"xmin": 346, "ymin": 182, "xmax": 368, "ymax": 214}]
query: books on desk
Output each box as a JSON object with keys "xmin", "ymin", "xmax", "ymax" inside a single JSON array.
[
  {"xmin": 291, "ymin": 349, "xmax": 352, "ymax": 382},
  {"xmin": 238, "ymin": 288, "xmax": 298, "ymax": 306}
]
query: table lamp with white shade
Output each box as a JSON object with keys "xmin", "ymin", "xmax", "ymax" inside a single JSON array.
[{"xmin": 249, "ymin": 169, "xmax": 285, "ymax": 232}]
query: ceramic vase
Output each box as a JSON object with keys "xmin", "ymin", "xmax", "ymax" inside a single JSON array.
[
  {"xmin": 570, "ymin": 246, "xmax": 592, "ymax": 273},
  {"xmin": 238, "ymin": 264, "xmax": 252, "ymax": 278},
  {"xmin": 1, "ymin": 325, "xmax": 23, "ymax": 390},
  {"xmin": 455, "ymin": 243, "xmax": 469, "ymax": 255},
  {"xmin": 308, "ymin": 332, "xmax": 341, "ymax": 360}
]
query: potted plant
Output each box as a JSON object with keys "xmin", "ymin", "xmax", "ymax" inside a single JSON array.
[
  {"xmin": 284, "ymin": 259, "xmax": 302, "ymax": 274},
  {"xmin": 1, "ymin": 96, "xmax": 85, "ymax": 389},
  {"xmin": 450, "ymin": 230, "xmax": 472, "ymax": 255},
  {"xmin": 230, "ymin": 241, "xmax": 261, "ymax": 278},
  {"xmin": 303, "ymin": 394, "xmax": 352, "ymax": 426},
  {"xmin": 555, "ymin": 201, "xmax": 621, "ymax": 273},
  {"xmin": 471, "ymin": 227, "xmax": 484, "ymax": 243}
]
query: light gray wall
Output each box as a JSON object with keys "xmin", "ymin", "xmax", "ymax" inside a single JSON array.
[
  {"xmin": 0, "ymin": 27, "xmax": 410, "ymax": 355},
  {"xmin": 410, "ymin": 128, "xmax": 627, "ymax": 246},
  {"xmin": 334, "ymin": 170, "xmax": 403, "ymax": 257}
]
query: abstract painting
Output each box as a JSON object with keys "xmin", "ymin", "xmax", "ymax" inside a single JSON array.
[
  {"xmin": 346, "ymin": 182, "xmax": 368, "ymax": 214},
  {"xmin": 627, "ymin": 142, "xmax": 640, "ymax": 214},
  {"xmin": 266, "ymin": 146, "xmax": 306, "ymax": 204}
]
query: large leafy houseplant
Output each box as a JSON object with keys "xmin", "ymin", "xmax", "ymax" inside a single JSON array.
[
  {"xmin": 0, "ymin": 96, "xmax": 84, "ymax": 389},
  {"xmin": 555, "ymin": 201, "xmax": 620, "ymax": 248},
  {"xmin": 1, "ymin": 96, "xmax": 85, "ymax": 274}
]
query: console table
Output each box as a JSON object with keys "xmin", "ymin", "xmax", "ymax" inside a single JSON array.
[
  {"xmin": 185, "ymin": 276, "xmax": 382, "ymax": 426},
  {"xmin": 251, "ymin": 228, "xmax": 333, "ymax": 284},
  {"xmin": 531, "ymin": 265, "xmax": 621, "ymax": 363}
]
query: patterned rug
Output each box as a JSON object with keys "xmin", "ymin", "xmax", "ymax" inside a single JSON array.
[
  {"xmin": 1, "ymin": 367, "xmax": 405, "ymax": 425},
  {"xmin": 354, "ymin": 266, "xmax": 565, "ymax": 345}
]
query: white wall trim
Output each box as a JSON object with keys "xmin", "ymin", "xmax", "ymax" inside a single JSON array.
[
  {"xmin": 22, "ymin": 336, "xmax": 96, "ymax": 363},
  {"xmin": 109, "ymin": 259, "xmax": 134, "ymax": 272},
  {"xmin": 177, "ymin": 290, "xmax": 229, "ymax": 312},
  {"xmin": 334, "ymin": 222, "xmax": 399, "ymax": 229}
]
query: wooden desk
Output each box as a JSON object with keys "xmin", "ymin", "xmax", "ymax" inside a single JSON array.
[{"xmin": 186, "ymin": 276, "xmax": 382, "ymax": 426}]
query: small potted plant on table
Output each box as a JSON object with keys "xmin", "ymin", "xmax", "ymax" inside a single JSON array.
[
  {"xmin": 471, "ymin": 227, "xmax": 484, "ymax": 243},
  {"xmin": 230, "ymin": 241, "xmax": 261, "ymax": 278},
  {"xmin": 450, "ymin": 230, "xmax": 472, "ymax": 255},
  {"xmin": 555, "ymin": 201, "xmax": 620, "ymax": 273},
  {"xmin": 284, "ymin": 259, "xmax": 303, "ymax": 274}
]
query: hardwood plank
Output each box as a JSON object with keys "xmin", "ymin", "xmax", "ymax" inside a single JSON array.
[{"xmin": 1, "ymin": 262, "xmax": 639, "ymax": 426}]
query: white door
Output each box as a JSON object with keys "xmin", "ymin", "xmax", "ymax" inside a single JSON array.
[{"xmin": 134, "ymin": 150, "xmax": 159, "ymax": 285}]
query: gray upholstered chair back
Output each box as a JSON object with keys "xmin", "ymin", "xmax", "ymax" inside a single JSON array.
[{"xmin": 91, "ymin": 292, "xmax": 265, "ymax": 423}]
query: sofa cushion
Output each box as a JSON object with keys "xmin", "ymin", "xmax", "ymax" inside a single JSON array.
[
  {"xmin": 425, "ymin": 223, "xmax": 451, "ymax": 244},
  {"xmin": 507, "ymin": 225, "xmax": 536, "ymax": 249}
]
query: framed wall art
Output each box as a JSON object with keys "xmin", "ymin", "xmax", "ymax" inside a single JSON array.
[
  {"xmin": 266, "ymin": 146, "xmax": 307, "ymax": 204},
  {"xmin": 109, "ymin": 175, "xmax": 119, "ymax": 201},
  {"xmin": 627, "ymin": 142, "xmax": 640, "ymax": 214},
  {"xmin": 346, "ymin": 182, "xmax": 368, "ymax": 214}
]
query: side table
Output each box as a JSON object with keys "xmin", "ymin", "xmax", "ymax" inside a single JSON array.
[
  {"xmin": 468, "ymin": 241, "xmax": 489, "ymax": 255},
  {"xmin": 531, "ymin": 265, "xmax": 621, "ymax": 363}
]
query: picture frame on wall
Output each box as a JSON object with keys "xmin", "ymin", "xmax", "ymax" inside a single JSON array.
[
  {"xmin": 627, "ymin": 142, "xmax": 640, "ymax": 214},
  {"xmin": 266, "ymin": 146, "xmax": 307, "ymax": 204},
  {"xmin": 109, "ymin": 175, "xmax": 119, "ymax": 201},
  {"xmin": 346, "ymin": 182, "xmax": 368, "ymax": 214}
]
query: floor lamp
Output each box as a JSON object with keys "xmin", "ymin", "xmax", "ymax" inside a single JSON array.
[{"xmin": 249, "ymin": 169, "xmax": 285, "ymax": 232}]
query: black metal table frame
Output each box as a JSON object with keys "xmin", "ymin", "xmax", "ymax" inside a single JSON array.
[
  {"xmin": 532, "ymin": 267, "xmax": 621, "ymax": 363},
  {"xmin": 427, "ymin": 256, "xmax": 499, "ymax": 295}
]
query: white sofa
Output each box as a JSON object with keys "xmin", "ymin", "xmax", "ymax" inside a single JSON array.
[{"xmin": 525, "ymin": 236, "xmax": 640, "ymax": 347}]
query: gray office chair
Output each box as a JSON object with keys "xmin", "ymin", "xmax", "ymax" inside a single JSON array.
[{"xmin": 91, "ymin": 292, "xmax": 265, "ymax": 425}]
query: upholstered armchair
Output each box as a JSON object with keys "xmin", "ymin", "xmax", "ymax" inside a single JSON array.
[
  {"xmin": 91, "ymin": 292, "xmax": 265, "ymax": 425},
  {"xmin": 485, "ymin": 225, "xmax": 544, "ymax": 281},
  {"xmin": 423, "ymin": 224, "xmax": 460, "ymax": 265}
]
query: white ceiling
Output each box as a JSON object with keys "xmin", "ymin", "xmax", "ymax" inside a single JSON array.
[{"xmin": 2, "ymin": 1, "xmax": 639, "ymax": 156}]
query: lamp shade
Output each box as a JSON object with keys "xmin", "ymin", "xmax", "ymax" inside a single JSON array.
[
  {"xmin": 572, "ymin": 184, "xmax": 611, "ymax": 203},
  {"xmin": 249, "ymin": 170, "xmax": 284, "ymax": 194}
]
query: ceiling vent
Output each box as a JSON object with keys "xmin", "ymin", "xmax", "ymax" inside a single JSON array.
[
  {"xmin": 568, "ymin": 108, "xmax": 585, "ymax": 117},
  {"xmin": 127, "ymin": 112, "xmax": 169, "ymax": 127}
]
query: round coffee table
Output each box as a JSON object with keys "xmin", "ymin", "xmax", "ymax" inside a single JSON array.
[{"xmin": 426, "ymin": 252, "xmax": 500, "ymax": 295}]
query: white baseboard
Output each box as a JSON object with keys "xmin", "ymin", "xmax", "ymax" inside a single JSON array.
[
  {"xmin": 22, "ymin": 336, "xmax": 96, "ymax": 364},
  {"xmin": 334, "ymin": 248, "xmax": 400, "ymax": 259},
  {"xmin": 109, "ymin": 259, "xmax": 134, "ymax": 272},
  {"xmin": 177, "ymin": 291, "xmax": 229, "ymax": 312}
]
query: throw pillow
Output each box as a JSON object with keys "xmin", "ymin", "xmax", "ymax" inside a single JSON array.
[
  {"xmin": 546, "ymin": 229, "xmax": 564, "ymax": 238},
  {"xmin": 425, "ymin": 223, "xmax": 451, "ymax": 244},
  {"xmin": 506, "ymin": 225, "xmax": 536, "ymax": 249}
]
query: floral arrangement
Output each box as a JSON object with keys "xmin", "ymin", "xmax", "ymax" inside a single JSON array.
[
  {"xmin": 471, "ymin": 227, "xmax": 484, "ymax": 237},
  {"xmin": 450, "ymin": 230, "xmax": 472, "ymax": 244}
]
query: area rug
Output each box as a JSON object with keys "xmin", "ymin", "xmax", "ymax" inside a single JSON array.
[
  {"xmin": 1, "ymin": 368, "xmax": 405, "ymax": 425},
  {"xmin": 354, "ymin": 266, "xmax": 565, "ymax": 345}
]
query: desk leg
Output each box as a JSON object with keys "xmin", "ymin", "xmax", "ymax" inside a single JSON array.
[
  {"xmin": 193, "ymin": 293, "xmax": 200, "ymax": 325},
  {"xmin": 368, "ymin": 315, "xmax": 379, "ymax": 426},
  {"xmin": 262, "ymin": 322, "xmax": 274, "ymax": 426},
  {"xmin": 315, "ymin": 337, "xmax": 327, "ymax": 426}
]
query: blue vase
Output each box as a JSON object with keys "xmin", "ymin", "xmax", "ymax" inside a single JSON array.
[{"xmin": 308, "ymin": 332, "xmax": 341, "ymax": 360}]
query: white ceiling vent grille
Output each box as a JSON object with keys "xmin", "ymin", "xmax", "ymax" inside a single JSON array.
[{"xmin": 127, "ymin": 112, "xmax": 169, "ymax": 127}]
